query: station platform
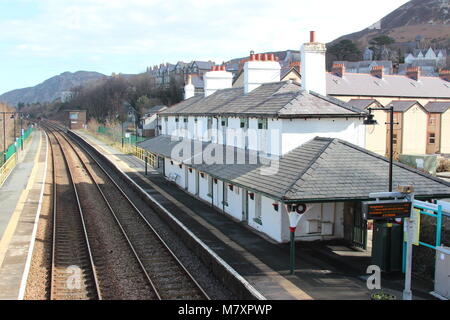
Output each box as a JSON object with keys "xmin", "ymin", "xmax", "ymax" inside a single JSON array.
[
  {"xmin": 0, "ymin": 129, "xmax": 48, "ymax": 300},
  {"xmin": 75, "ymin": 130, "xmax": 434, "ymax": 300}
]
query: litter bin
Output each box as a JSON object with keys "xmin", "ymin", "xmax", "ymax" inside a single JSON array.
[{"xmin": 371, "ymin": 222, "xmax": 403, "ymax": 272}]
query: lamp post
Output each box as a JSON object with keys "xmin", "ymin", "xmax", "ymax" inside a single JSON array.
[
  {"xmin": 2, "ymin": 113, "xmax": 5, "ymax": 164},
  {"xmin": 363, "ymin": 105, "xmax": 397, "ymax": 191},
  {"xmin": 363, "ymin": 105, "xmax": 399, "ymax": 273}
]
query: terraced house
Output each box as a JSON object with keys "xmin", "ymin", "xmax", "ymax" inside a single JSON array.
[{"xmin": 139, "ymin": 33, "xmax": 450, "ymax": 245}]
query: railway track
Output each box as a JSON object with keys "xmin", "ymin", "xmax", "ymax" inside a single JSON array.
[
  {"xmin": 43, "ymin": 121, "xmax": 209, "ymax": 300},
  {"xmin": 48, "ymin": 127, "xmax": 100, "ymax": 300}
]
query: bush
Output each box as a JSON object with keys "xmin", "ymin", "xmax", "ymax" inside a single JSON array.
[{"xmin": 437, "ymin": 157, "xmax": 450, "ymax": 173}]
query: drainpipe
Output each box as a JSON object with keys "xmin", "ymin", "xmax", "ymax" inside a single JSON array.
[{"xmin": 222, "ymin": 182, "xmax": 225, "ymax": 213}]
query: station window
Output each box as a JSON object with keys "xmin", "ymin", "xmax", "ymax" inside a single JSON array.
[
  {"xmin": 183, "ymin": 117, "xmax": 188, "ymax": 123},
  {"xmin": 429, "ymin": 133, "xmax": 435, "ymax": 144},
  {"xmin": 175, "ymin": 117, "xmax": 179, "ymax": 122},
  {"xmin": 69, "ymin": 113, "xmax": 79, "ymax": 120},
  {"xmin": 392, "ymin": 134, "xmax": 397, "ymax": 145},
  {"xmin": 258, "ymin": 118, "xmax": 268, "ymax": 130},
  {"xmin": 164, "ymin": 116, "xmax": 168, "ymax": 122},
  {"xmin": 221, "ymin": 117, "xmax": 228, "ymax": 127},
  {"xmin": 240, "ymin": 118, "xmax": 248, "ymax": 129}
]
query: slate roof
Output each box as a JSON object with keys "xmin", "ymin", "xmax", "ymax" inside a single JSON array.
[
  {"xmin": 143, "ymin": 105, "xmax": 167, "ymax": 116},
  {"xmin": 160, "ymin": 81, "xmax": 365, "ymax": 118},
  {"xmin": 139, "ymin": 135, "xmax": 450, "ymax": 202},
  {"xmin": 327, "ymin": 73, "xmax": 450, "ymax": 99},
  {"xmin": 424, "ymin": 102, "xmax": 450, "ymax": 113},
  {"xmin": 388, "ymin": 100, "xmax": 421, "ymax": 112},
  {"xmin": 346, "ymin": 99, "xmax": 379, "ymax": 111}
]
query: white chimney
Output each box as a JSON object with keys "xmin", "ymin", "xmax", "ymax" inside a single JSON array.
[
  {"xmin": 184, "ymin": 74, "xmax": 195, "ymax": 100},
  {"xmin": 203, "ymin": 65, "xmax": 232, "ymax": 97},
  {"xmin": 300, "ymin": 31, "xmax": 327, "ymax": 96},
  {"xmin": 244, "ymin": 53, "xmax": 281, "ymax": 94}
]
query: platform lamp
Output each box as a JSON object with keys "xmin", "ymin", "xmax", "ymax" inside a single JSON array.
[
  {"xmin": 1, "ymin": 113, "xmax": 5, "ymax": 164},
  {"xmin": 363, "ymin": 105, "xmax": 398, "ymax": 273},
  {"xmin": 20, "ymin": 113, "xmax": 24, "ymax": 151},
  {"xmin": 10, "ymin": 113, "xmax": 17, "ymax": 155},
  {"xmin": 363, "ymin": 104, "xmax": 397, "ymax": 192}
]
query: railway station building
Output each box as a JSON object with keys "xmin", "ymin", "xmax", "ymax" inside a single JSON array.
[{"xmin": 138, "ymin": 33, "xmax": 450, "ymax": 245}]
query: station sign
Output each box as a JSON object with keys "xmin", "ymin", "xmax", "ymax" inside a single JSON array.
[{"xmin": 362, "ymin": 200, "xmax": 412, "ymax": 220}]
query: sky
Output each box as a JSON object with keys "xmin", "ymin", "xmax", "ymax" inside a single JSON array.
[{"xmin": 0, "ymin": 0, "xmax": 410, "ymax": 95}]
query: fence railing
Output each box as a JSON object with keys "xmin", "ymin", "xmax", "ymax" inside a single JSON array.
[
  {"xmin": 0, "ymin": 126, "xmax": 33, "ymax": 187},
  {"xmin": 96, "ymin": 126, "xmax": 157, "ymax": 168}
]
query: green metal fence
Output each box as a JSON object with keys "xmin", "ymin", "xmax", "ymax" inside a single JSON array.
[
  {"xmin": 96, "ymin": 125, "xmax": 146, "ymax": 146},
  {"xmin": 1, "ymin": 126, "xmax": 33, "ymax": 166}
]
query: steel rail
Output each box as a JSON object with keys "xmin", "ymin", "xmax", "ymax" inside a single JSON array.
[
  {"xmin": 46, "ymin": 125, "xmax": 101, "ymax": 300},
  {"xmin": 46, "ymin": 121, "xmax": 209, "ymax": 300}
]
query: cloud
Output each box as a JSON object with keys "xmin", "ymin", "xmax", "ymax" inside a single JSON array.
[{"xmin": 0, "ymin": 0, "xmax": 410, "ymax": 93}]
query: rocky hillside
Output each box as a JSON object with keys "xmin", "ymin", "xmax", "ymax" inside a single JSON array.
[
  {"xmin": 331, "ymin": 0, "xmax": 450, "ymax": 55},
  {"xmin": 0, "ymin": 71, "xmax": 106, "ymax": 106}
]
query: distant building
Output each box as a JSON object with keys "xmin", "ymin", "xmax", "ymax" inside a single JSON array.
[
  {"xmin": 332, "ymin": 60, "xmax": 393, "ymax": 75},
  {"xmin": 401, "ymin": 47, "xmax": 447, "ymax": 76},
  {"xmin": 65, "ymin": 110, "xmax": 86, "ymax": 130}
]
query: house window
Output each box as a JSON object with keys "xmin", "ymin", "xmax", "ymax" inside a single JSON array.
[
  {"xmin": 429, "ymin": 133, "xmax": 436, "ymax": 144},
  {"xmin": 164, "ymin": 116, "xmax": 168, "ymax": 122},
  {"xmin": 183, "ymin": 117, "xmax": 188, "ymax": 123},
  {"xmin": 258, "ymin": 118, "xmax": 268, "ymax": 130},
  {"xmin": 221, "ymin": 117, "xmax": 228, "ymax": 127},
  {"xmin": 175, "ymin": 117, "xmax": 179, "ymax": 122},
  {"xmin": 240, "ymin": 118, "xmax": 248, "ymax": 129}
]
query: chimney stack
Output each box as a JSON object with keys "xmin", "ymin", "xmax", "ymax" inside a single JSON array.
[
  {"xmin": 406, "ymin": 67, "xmax": 420, "ymax": 81},
  {"xmin": 244, "ymin": 53, "xmax": 281, "ymax": 94},
  {"xmin": 203, "ymin": 65, "xmax": 232, "ymax": 97},
  {"xmin": 184, "ymin": 75, "xmax": 195, "ymax": 100},
  {"xmin": 310, "ymin": 31, "xmax": 316, "ymax": 43},
  {"xmin": 300, "ymin": 31, "xmax": 327, "ymax": 95},
  {"xmin": 439, "ymin": 69, "xmax": 450, "ymax": 82},
  {"xmin": 332, "ymin": 63, "xmax": 345, "ymax": 77},
  {"xmin": 370, "ymin": 65, "xmax": 384, "ymax": 79}
]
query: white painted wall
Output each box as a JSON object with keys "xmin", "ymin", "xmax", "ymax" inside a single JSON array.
[
  {"xmin": 244, "ymin": 60, "xmax": 281, "ymax": 94},
  {"xmin": 224, "ymin": 184, "xmax": 244, "ymax": 221},
  {"xmin": 280, "ymin": 202, "xmax": 345, "ymax": 242},
  {"xmin": 301, "ymin": 42, "xmax": 327, "ymax": 95},
  {"xmin": 281, "ymin": 118, "xmax": 364, "ymax": 154}
]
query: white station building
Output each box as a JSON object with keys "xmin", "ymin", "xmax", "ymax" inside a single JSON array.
[{"xmin": 139, "ymin": 33, "xmax": 450, "ymax": 244}]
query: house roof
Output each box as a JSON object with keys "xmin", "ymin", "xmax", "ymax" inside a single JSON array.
[
  {"xmin": 327, "ymin": 73, "xmax": 450, "ymax": 99},
  {"xmin": 143, "ymin": 105, "xmax": 168, "ymax": 116},
  {"xmin": 388, "ymin": 100, "xmax": 421, "ymax": 112},
  {"xmin": 138, "ymin": 135, "xmax": 450, "ymax": 202},
  {"xmin": 160, "ymin": 81, "xmax": 365, "ymax": 118},
  {"xmin": 424, "ymin": 102, "xmax": 450, "ymax": 113},
  {"xmin": 346, "ymin": 99, "xmax": 379, "ymax": 110}
]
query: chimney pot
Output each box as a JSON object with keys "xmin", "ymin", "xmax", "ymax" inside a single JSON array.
[
  {"xmin": 406, "ymin": 66, "xmax": 420, "ymax": 81},
  {"xmin": 310, "ymin": 31, "xmax": 316, "ymax": 43},
  {"xmin": 332, "ymin": 63, "xmax": 345, "ymax": 77},
  {"xmin": 439, "ymin": 69, "xmax": 450, "ymax": 82},
  {"xmin": 370, "ymin": 65, "xmax": 384, "ymax": 79}
]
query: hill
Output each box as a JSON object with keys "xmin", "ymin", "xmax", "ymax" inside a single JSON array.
[
  {"xmin": 0, "ymin": 71, "xmax": 106, "ymax": 106},
  {"xmin": 330, "ymin": 0, "xmax": 450, "ymax": 61}
]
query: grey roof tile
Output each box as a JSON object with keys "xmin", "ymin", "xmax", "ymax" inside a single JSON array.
[
  {"xmin": 160, "ymin": 81, "xmax": 365, "ymax": 118},
  {"xmin": 139, "ymin": 135, "xmax": 450, "ymax": 201},
  {"xmin": 327, "ymin": 73, "xmax": 450, "ymax": 99}
]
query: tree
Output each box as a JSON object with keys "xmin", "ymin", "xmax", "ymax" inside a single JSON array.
[
  {"xmin": 328, "ymin": 39, "xmax": 361, "ymax": 61},
  {"xmin": 370, "ymin": 35, "xmax": 395, "ymax": 47},
  {"xmin": 369, "ymin": 35, "xmax": 395, "ymax": 60}
]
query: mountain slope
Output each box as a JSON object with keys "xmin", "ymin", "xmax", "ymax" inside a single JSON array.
[
  {"xmin": 0, "ymin": 71, "xmax": 106, "ymax": 106},
  {"xmin": 331, "ymin": 0, "xmax": 450, "ymax": 52}
]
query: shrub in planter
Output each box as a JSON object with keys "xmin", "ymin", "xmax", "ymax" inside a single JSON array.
[{"xmin": 370, "ymin": 291, "xmax": 396, "ymax": 300}]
